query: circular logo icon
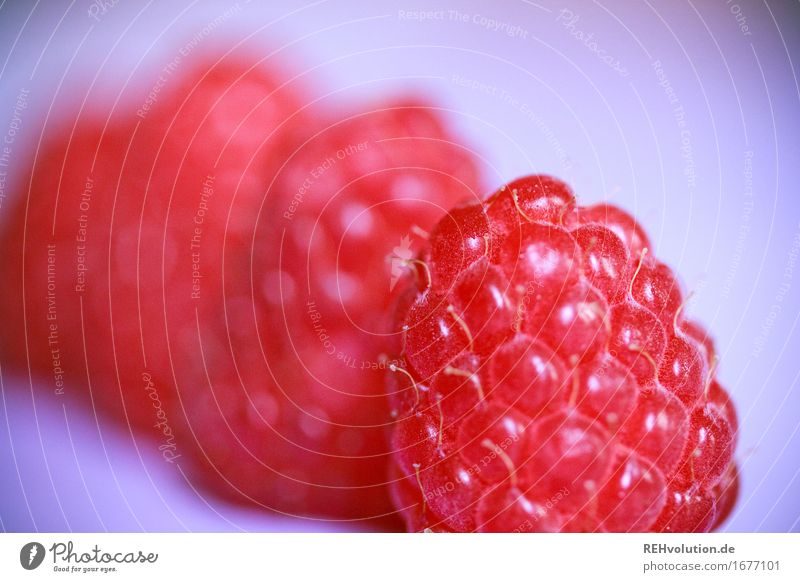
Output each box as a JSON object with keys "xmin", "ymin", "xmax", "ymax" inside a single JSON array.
[{"xmin": 20, "ymin": 542, "xmax": 46, "ymax": 570}]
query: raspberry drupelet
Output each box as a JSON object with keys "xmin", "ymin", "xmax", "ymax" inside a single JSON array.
[{"xmin": 387, "ymin": 175, "xmax": 738, "ymax": 532}]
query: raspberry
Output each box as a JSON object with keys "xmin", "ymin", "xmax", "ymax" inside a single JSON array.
[
  {"xmin": 387, "ymin": 175, "xmax": 738, "ymax": 532},
  {"xmin": 710, "ymin": 462, "xmax": 740, "ymax": 529},
  {"xmin": 0, "ymin": 115, "xmax": 158, "ymax": 425},
  {"xmin": 0, "ymin": 47, "xmax": 303, "ymax": 454},
  {"xmin": 171, "ymin": 101, "xmax": 483, "ymax": 519}
]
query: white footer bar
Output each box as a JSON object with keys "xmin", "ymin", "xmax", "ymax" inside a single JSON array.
[{"xmin": 1, "ymin": 533, "xmax": 798, "ymax": 581}]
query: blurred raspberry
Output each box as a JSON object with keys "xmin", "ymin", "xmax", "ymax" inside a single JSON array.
[
  {"xmin": 0, "ymin": 46, "xmax": 304, "ymax": 453},
  {"xmin": 177, "ymin": 100, "xmax": 485, "ymax": 520}
]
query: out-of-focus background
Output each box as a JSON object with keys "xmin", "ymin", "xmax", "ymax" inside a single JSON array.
[{"xmin": 1, "ymin": 0, "xmax": 799, "ymax": 532}]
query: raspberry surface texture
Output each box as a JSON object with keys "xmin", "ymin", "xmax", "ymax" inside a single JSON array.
[
  {"xmin": 174, "ymin": 100, "xmax": 484, "ymax": 519},
  {"xmin": 387, "ymin": 175, "xmax": 738, "ymax": 532}
]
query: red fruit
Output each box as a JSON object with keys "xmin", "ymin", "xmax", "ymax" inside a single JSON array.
[
  {"xmin": 658, "ymin": 334, "xmax": 706, "ymax": 406},
  {"xmin": 488, "ymin": 175, "xmax": 576, "ymax": 227},
  {"xmin": 676, "ymin": 404, "xmax": 734, "ymax": 488},
  {"xmin": 429, "ymin": 353, "xmax": 483, "ymax": 424},
  {"xmin": 595, "ymin": 448, "xmax": 666, "ymax": 532},
  {"xmin": 391, "ymin": 411, "xmax": 447, "ymax": 476},
  {"xmin": 404, "ymin": 292, "xmax": 472, "ymax": 381},
  {"xmin": 654, "ymin": 482, "xmax": 716, "ymax": 533},
  {"xmin": 388, "ymin": 175, "xmax": 738, "ymax": 531},
  {"xmin": 176, "ymin": 100, "xmax": 484, "ymax": 519},
  {"xmin": 390, "ymin": 419, "xmax": 480, "ymax": 532},
  {"xmin": 679, "ymin": 318, "xmax": 717, "ymax": 367},
  {"xmin": 497, "ymin": 222, "xmax": 581, "ymax": 305},
  {"xmin": 711, "ymin": 462, "xmax": 740, "ymax": 529},
  {"xmin": 417, "ymin": 454, "xmax": 482, "ymax": 532},
  {"xmin": 608, "ymin": 301, "xmax": 667, "ymax": 384},
  {"xmin": 0, "ymin": 118, "xmax": 150, "ymax": 429},
  {"xmin": 572, "ymin": 224, "xmax": 630, "ymax": 304},
  {"xmin": 620, "ymin": 386, "xmax": 689, "ymax": 476},
  {"xmin": 523, "ymin": 410, "xmax": 614, "ymax": 510},
  {"xmin": 476, "ymin": 483, "xmax": 564, "ymax": 532},
  {"xmin": 429, "ymin": 204, "xmax": 491, "ymax": 291},
  {"xmin": 525, "ymin": 281, "xmax": 609, "ymax": 365},
  {"xmin": 505, "ymin": 175, "xmax": 576, "ymax": 222},
  {"xmin": 450, "ymin": 259, "xmax": 515, "ymax": 355},
  {"xmin": 0, "ymin": 46, "xmax": 302, "ymax": 436},
  {"xmin": 389, "ymin": 467, "xmax": 429, "ymax": 532},
  {"xmin": 488, "ymin": 335, "xmax": 570, "ymax": 417},
  {"xmin": 485, "ymin": 176, "xmax": 575, "ymax": 244},
  {"xmin": 707, "ymin": 380, "xmax": 739, "ymax": 443},
  {"xmin": 456, "ymin": 403, "xmax": 529, "ymax": 483},
  {"xmin": 572, "ymin": 353, "xmax": 638, "ymax": 434},
  {"xmin": 630, "ymin": 255, "xmax": 683, "ymax": 326},
  {"xmin": 571, "ymin": 203, "xmax": 651, "ymax": 261}
]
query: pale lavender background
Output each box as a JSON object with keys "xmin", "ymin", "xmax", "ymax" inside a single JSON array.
[{"xmin": 1, "ymin": 0, "xmax": 799, "ymax": 532}]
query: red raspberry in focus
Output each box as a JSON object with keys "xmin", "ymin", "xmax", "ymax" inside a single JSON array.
[
  {"xmin": 173, "ymin": 101, "xmax": 484, "ymax": 520},
  {"xmin": 0, "ymin": 47, "xmax": 303, "ymax": 452},
  {"xmin": 387, "ymin": 175, "xmax": 738, "ymax": 532}
]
